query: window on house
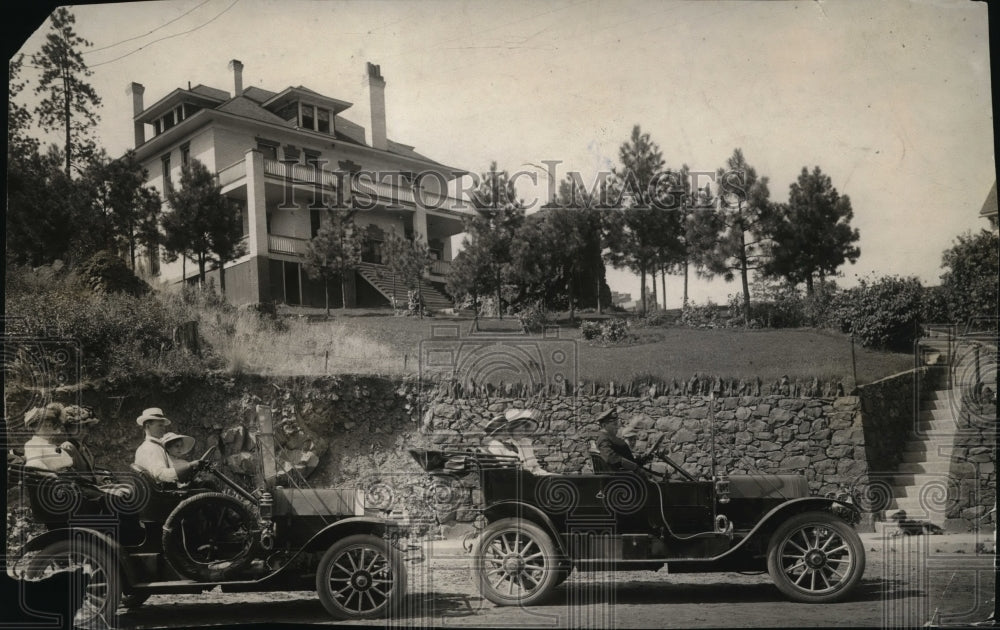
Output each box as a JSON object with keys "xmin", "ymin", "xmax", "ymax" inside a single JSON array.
[
  {"xmin": 153, "ymin": 119, "xmax": 162, "ymax": 136},
  {"xmin": 304, "ymin": 150, "xmax": 321, "ymax": 168},
  {"xmin": 162, "ymin": 113, "xmax": 175, "ymax": 132},
  {"xmin": 310, "ymin": 209, "xmax": 322, "ymax": 238},
  {"xmin": 161, "ymin": 154, "xmax": 172, "ymax": 192},
  {"xmin": 257, "ymin": 141, "xmax": 278, "ymax": 161},
  {"xmin": 180, "ymin": 143, "xmax": 191, "ymax": 169},
  {"xmin": 301, "ymin": 104, "xmax": 315, "ymax": 131},
  {"xmin": 317, "ymin": 108, "xmax": 330, "ymax": 134},
  {"xmin": 277, "ymin": 103, "xmax": 297, "ymax": 124}
]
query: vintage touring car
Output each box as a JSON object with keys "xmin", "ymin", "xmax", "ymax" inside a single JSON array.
[
  {"xmin": 410, "ymin": 408, "xmax": 866, "ymax": 606},
  {"xmin": 8, "ymin": 406, "xmax": 415, "ymax": 626}
]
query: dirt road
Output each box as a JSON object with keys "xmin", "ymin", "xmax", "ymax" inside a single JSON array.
[{"xmin": 118, "ymin": 535, "xmax": 995, "ymax": 628}]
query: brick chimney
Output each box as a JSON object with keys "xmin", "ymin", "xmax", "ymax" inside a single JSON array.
[
  {"xmin": 127, "ymin": 82, "xmax": 145, "ymax": 147},
  {"xmin": 229, "ymin": 59, "xmax": 244, "ymax": 95},
  {"xmin": 367, "ymin": 62, "xmax": 387, "ymax": 150}
]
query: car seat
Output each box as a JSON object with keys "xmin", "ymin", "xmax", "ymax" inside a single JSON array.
[{"xmin": 589, "ymin": 440, "xmax": 613, "ymax": 473}]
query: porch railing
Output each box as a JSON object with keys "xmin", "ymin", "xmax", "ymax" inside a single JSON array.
[
  {"xmin": 430, "ymin": 259, "xmax": 451, "ymax": 276},
  {"xmin": 217, "ymin": 160, "xmax": 246, "ymax": 187},
  {"xmin": 268, "ymin": 233, "xmax": 309, "ymax": 256}
]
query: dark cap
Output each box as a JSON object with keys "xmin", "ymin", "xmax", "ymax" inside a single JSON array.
[{"xmin": 595, "ymin": 409, "xmax": 617, "ymax": 425}]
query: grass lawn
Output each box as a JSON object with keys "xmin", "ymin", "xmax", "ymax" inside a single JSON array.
[{"xmin": 236, "ymin": 310, "xmax": 914, "ymax": 385}]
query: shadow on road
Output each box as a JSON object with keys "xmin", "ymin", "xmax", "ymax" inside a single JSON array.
[{"xmin": 539, "ymin": 577, "xmax": 922, "ymax": 606}]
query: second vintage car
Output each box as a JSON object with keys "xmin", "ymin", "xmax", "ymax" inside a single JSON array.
[{"xmin": 411, "ymin": 407, "xmax": 866, "ymax": 606}]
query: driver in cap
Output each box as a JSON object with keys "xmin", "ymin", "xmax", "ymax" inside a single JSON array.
[{"xmin": 595, "ymin": 409, "xmax": 653, "ymax": 473}]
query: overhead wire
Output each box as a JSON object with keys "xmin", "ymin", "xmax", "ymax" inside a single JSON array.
[
  {"xmin": 83, "ymin": 0, "xmax": 213, "ymax": 55},
  {"xmin": 87, "ymin": 0, "xmax": 240, "ymax": 69}
]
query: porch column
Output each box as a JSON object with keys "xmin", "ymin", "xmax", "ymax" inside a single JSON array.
[
  {"xmin": 245, "ymin": 149, "xmax": 268, "ymax": 256},
  {"xmin": 413, "ymin": 206, "xmax": 428, "ymax": 243}
]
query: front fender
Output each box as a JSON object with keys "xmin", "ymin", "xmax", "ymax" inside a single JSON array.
[
  {"xmin": 21, "ymin": 527, "xmax": 136, "ymax": 587},
  {"xmin": 483, "ymin": 501, "xmax": 568, "ymax": 556},
  {"xmin": 300, "ymin": 516, "xmax": 401, "ymax": 553},
  {"xmin": 718, "ymin": 497, "xmax": 861, "ymax": 559}
]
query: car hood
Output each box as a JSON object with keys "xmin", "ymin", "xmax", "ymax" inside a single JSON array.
[{"xmin": 728, "ymin": 474, "xmax": 809, "ymax": 499}]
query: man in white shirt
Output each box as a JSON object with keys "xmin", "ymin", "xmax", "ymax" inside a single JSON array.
[{"xmin": 134, "ymin": 408, "xmax": 200, "ymax": 484}]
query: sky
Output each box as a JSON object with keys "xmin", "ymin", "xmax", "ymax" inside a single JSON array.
[{"xmin": 11, "ymin": 0, "xmax": 996, "ymax": 306}]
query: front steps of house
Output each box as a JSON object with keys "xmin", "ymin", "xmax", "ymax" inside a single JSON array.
[
  {"xmin": 876, "ymin": 386, "xmax": 961, "ymax": 533},
  {"xmin": 357, "ymin": 262, "xmax": 454, "ymax": 311}
]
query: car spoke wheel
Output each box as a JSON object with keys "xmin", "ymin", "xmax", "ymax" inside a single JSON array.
[
  {"xmin": 162, "ymin": 492, "xmax": 256, "ymax": 581},
  {"xmin": 27, "ymin": 539, "xmax": 121, "ymax": 627},
  {"xmin": 316, "ymin": 534, "xmax": 406, "ymax": 620},
  {"xmin": 476, "ymin": 518, "xmax": 560, "ymax": 606},
  {"xmin": 767, "ymin": 510, "xmax": 865, "ymax": 603}
]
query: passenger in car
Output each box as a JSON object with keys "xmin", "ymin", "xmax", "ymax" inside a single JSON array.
[
  {"xmin": 134, "ymin": 407, "xmax": 203, "ymax": 484},
  {"xmin": 23, "ymin": 403, "xmax": 74, "ymax": 472},
  {"xmin": 57, "ymin": 405, "xmax": 102, "ymax": 482},
  {"xmin": 595, "ymin": 409, "xmax": 650, "ymax": 473}
]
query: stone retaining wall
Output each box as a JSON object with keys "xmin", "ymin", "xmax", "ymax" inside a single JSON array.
[
  {"xmin": 857, "ymin": 368, "xmax": 925, "ymax": 476},
  {"xmin": 948, "ymin": 391, "xmax": 997, "ymax": 531},
  {"xmin": 422, "ymin": 392, "xmax": 866, "ymax": 496}
]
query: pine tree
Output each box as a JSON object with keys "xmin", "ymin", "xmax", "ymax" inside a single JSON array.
[
  {"xmin": 303, "ymin": 211, "xmax": 364, "ymax": 313},
  {"xmin": 162, "ymin": 160, "xmax": 246, "ymax": 294},
  {"xmin": 31, "ymin": 7, "xmax": 102, "ymax": 177}
]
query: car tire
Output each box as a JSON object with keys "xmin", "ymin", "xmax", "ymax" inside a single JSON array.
[
  {"xmin": 27, "ymin": 539, "xmax": 122, "ymax": 626},
  {"xmin": 476, "ymin": 517, "xmax": 561, "ymax": 606},
  {"xmin": 161, "ymin": 492, "xmax": 256, "ymax": 581},
  {"xmin": 766, "ymin": 510, "xmax": 866, "ymax": 603},
  {"xmin": 315, "ymin": 534, "xmax": 407, "ymax": 620}
]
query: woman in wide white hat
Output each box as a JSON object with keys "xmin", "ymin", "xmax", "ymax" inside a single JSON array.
[{"xmin": 23, "ymin": 403, "xmax": 74, "ymax": 472}]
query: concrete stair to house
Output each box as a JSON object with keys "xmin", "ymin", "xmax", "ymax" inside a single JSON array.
[
  {"xmin": 357, "ymin": 262, "xmax": 454, "ymax": 312},
  {"xmin": 876, "ymin": 386, "xmax": 960, "ymax": 533}
]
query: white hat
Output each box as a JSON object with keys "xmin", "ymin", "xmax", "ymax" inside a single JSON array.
[
  {"xmin": 161, "ymin": 432, "xmax": 195, "ymax": 455},
  {"xmin": 136, "ymin": 407, "xmax": 171, "ymax": 427}
]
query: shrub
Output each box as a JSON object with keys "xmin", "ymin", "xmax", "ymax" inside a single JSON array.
[
  {"xmin": 681, "ymin": 301, "xmax": 723, "ymax": 328},
  {"xmin": 939, "ymin": 230, "xmax": 999, "ymax": 327},
  {"xmin": 5, "ymin": 265, "xmax": 207, "ymax": 383},
  {"xmin": 600, "ymin": 318, "xmax": 632, "ymax": 343},
  {"xmin": 630, "ymin": 309, "xmax": 671, "ymax": 328},
  {"xmin": 77, "ymin": 250, "xmax": 150, "ymax": 296},
  {"xmin": 581, "ymin": 320, "xmax": 602, "ymax": 340},
  {"xmin": 831, "ymin": 275, "xmax": 924, "ymax": 350},
  {"xmin": 516, "ymin": 301, "xmax": 548, "ymax": 333}
]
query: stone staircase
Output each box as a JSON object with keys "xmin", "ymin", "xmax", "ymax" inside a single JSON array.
[
  {"xmin": 882, "ymin": 386, "xmax": 959, "ymax": 529},
  {"xmin": 357, "ymin": 262, "xmax": 454, "ymax": 311},
  {"xmin": 877, "ymin": 330, "xmax": 961, "ymax": 532}
]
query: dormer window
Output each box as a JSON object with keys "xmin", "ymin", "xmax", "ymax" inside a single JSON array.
[
  {"xmin": 317, "ymin": 108, "xmax": 330, "ymax": 134},
  {"xmin": 301, "ymin": 105, "xmax": 315, "ymax": 131},
  {"xmin": 151, "ymin": 102, "xmax": 203, "ymax": 137}
]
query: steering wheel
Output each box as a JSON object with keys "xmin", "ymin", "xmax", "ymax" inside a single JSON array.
[{"xmin": 641, "ymin": 434, "xmax": 665, "ymax": 464}]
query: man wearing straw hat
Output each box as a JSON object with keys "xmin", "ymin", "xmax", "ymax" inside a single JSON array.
[{"xmin": 134, "ymin": 408, "xmax": 202, "ymax": 484}]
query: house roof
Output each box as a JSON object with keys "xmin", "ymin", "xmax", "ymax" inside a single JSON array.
[
  {"xmin": 980, "ymin": 181, "xmax": 997, "ymax": 218},
  {"xmin": 216, "ymin": 95, "xmax": 292, "ymax": 127},
  {"xmin": 190, "ymin": 84, "xmax": 230, "ymax": 101},
  {"xmin": 262, "ymin": 86, "xmax": 353, "ymax": 115},
  {"xmin": 241, "ymin": 86, "xmax": 277, "ymax": 103},
  {"xmin": 136, "ymin": 87, "xmax": 227, "ymax": 123}
]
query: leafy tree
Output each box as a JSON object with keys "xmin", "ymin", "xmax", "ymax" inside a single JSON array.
[
  {"xmin": 446, "ymin": 236, "xmax": 492, "ymax": 316},
  {"xmin": 162, "ymin": 160, "xmax": 246, "ymax": 294},
  {"xmin": 382, "ymin": 231, "xmax": 435, "ymax": 317},
  {"xmin": 763, "ymin": 166, "xmax": 860, "ymax": 294},
  {"xmin": 681, "ymin": 179, "xmax": 724, "ymax": 308},
  {"xmin": 939, "ymin": 230, "xmax": 999, "ymax": 326},
  {"xmin": 530, "ymin": 177, "xmax": 610, "ymax": 318},
  {"xmin": 302, "ymin": 211, "xmax": 364, "ymax": 313},
  {"xmin": 86, "ymin": 151, "xmax": 163, "ymax": 270},
  {"xmin": 604, "ymin": 126, "xmax": 683, "ymax": 314},
  {"xmin": 31, "ymin": 7, "xmax": 102, "ymax": 177},
  {"xmin": 702, "ymin": 148, "xmax": 772, "ymax": 324},
  {"xmin": 467, "ymin": 161, "xmax": 525, "ymax": 317}
]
